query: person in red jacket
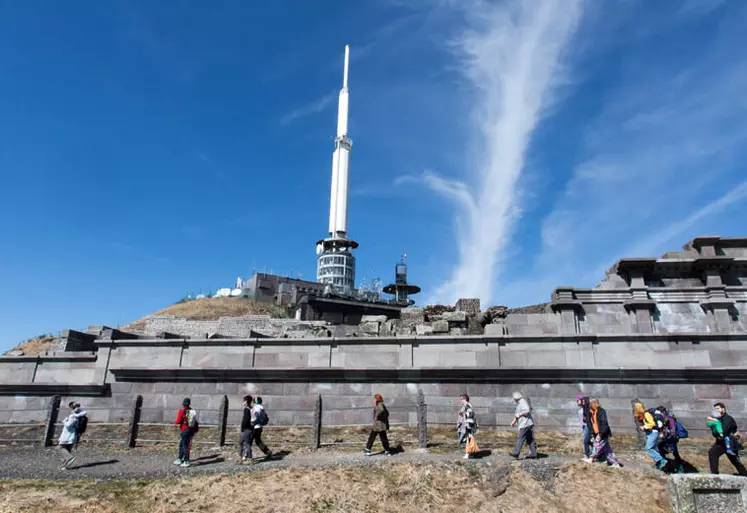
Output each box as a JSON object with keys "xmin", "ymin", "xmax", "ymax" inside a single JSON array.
[{"xmin": 173, "ymin": 397, "xmax": 197, "ymax": 467}]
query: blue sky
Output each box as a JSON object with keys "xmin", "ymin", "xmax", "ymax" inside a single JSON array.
[{"xmin": 2, "ymin": 0, "xmax": 747, "ymax": 351}]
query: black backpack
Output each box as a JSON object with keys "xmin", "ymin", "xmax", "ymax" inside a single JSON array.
[{"xmin": 77, "ymin": 415, "xmax": 88, "ymax": 437}]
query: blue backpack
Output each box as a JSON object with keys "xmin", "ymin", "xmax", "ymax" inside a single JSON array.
[{"xmin": 675, "ymin": 420, "xmax": 689, "ymax": 439}]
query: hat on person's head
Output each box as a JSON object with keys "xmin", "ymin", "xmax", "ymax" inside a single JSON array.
[
  {"xmin": 182, "ymin": 398, "xmax": 191, "ymax": 406},
  {"xmin": 512, "ymin": 392, "xmax": 523, "ymax": 401},
  {"xmin": 576, "ymin": 394, "xmax": 585, "ymax": 401},
  {"xmin": 374, "ymin": 394, "xmax": 383, "ymax": 403}
]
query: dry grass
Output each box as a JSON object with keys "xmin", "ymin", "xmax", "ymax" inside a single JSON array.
[
  {"xmin": 0, "ymin": 460, "xmax": 671, "ymax": 513},
  {"xmin": 5, "ymin": 335, "xmax": 57, "ymax": 356},
  {"xmin": 123, "ymin": 297, "xmax": 287, "ymax": 332}
]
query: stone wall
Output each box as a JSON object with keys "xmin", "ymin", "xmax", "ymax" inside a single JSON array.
[{"xmin": 143, "ymin": 316, "xmax": 330, "ymax": 339}]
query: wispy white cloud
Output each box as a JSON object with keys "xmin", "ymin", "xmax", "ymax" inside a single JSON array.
[
  {"xmin": 279, "ymin": 90, "xmax": 337, "ymax": 126},
  {"xmin": 406, "ymin": 0, "xmax": 584, "ymax": 304},
  {"xmin": 502, "ymin": 4, "xmax": 747, "ymax": 304}
]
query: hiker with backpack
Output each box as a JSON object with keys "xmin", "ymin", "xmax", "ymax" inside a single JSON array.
[
  {"xmin": 364, "ymin": 394, "xmax": 392, "ymax": 456},
  {"xmin": 174, "ymin": 397, "xmax": 199, "ymax": 468},
  {"xmin": 585, "ymin": 398, "xmax": 622, "ymax": 468},
  {"xmin": 457, "ymin": 394, "xmax": 478, "ymax": 459},
  {"xmin": 708, "ymin": 402, "xmax": 747, "ymax": 476},
  {"xmin": 238, "ymin": 395, "xmax": 254, "ymax": 464},
  {"xmin": 577, "ymin": 395, "xmax": 593, "ymax": 461},
  {"xmin": 57, "ymin": 401, "xmax": 88, "ymax": 470},
  {"xmin": 655, "ymin": 406, "xmax": 686, "ymax": 473},
  {"xmin": 509, "ymin": 392, "xmax": 537, "ymax": 459},
  {"xmin": 246, "ymin": 396, "xmax": 273, "ymax": 463},
  {"xmin": 636, "ymin": 402, "xmax": 667, "ymax": 470}
]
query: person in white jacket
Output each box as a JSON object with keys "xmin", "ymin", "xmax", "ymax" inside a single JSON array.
[{"xmin": 58, "ymin": 402, "xmax": 87, "ymax": 469}]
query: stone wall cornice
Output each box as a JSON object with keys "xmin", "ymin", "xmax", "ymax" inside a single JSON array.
[
  {"xmin": 107, "ymin": 367, "xmax": 747, "ymax": 384},
  {"xmin": 92, "ymin": 331, "xmax": 747, "ymax": 349}
]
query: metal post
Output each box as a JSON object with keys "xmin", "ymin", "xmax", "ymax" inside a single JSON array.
[
  {"xmin": 312, "ymin": 395, "xmax": 322, "ymax": 449},
  {"xmin": 631, "ymin": 398, "xmax": 645, "ymax": 449},
  {"xmin": 127, "ymin": 395, "xmax": 143, "ymax": 448},
  {"xmin": 417, "ymin": 389, "xmax": 428, "ymax": 450},
  {"xmin": 42, "ymin": 395, "xmax": 61, "ymax": 447},
  {"xmin": 216, "ymin": 395, "xmax": 229, "ymax": 447}
]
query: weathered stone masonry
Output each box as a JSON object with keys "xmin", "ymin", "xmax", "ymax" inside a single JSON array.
[{"xmin": 2, "ymin": 236, "xmax": 747, "ymax": 434}]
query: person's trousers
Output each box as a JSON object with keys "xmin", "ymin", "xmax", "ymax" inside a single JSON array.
[
  {"xmin": 645, "ymin": 431, "xmax": 662, "ymax": 464},
  {"xmin": 366, "ymin": 430, "xmax": 391, "ymax": 452},
  {"xmin": 591, "ymin": 437, "xmax": 619, "ymax": 465},
  {"xmin": 709, "ymin": 443, "xmax": 747, "ymax": 476},
  {"xmin": 512, "ymin": 426, "xmax": 536, "ymax": 458},
  {"xmin": 178, "ymin": 429, "xmax": 194, "ymax": 461},
  {"xmin": 582, "ymin": 425, "xmax": 592, "ymax": 458},
  {"xmin": 458, "ymin": 427, "xmax": 474, "ymax": 446},
  {"xmin": 658, "ymin": 440, "xmax": 683, "ymax": 467},
  {"xmin": 247, "ymin": 428, "xmax": 271, "ymax": 459},
  {"xmin": 239, "ymin": 429, "xmax": 253, "ymax": 459},
  {"xmin": 58, "ymin": 444, "xmax": 73, "ymax": 463}
]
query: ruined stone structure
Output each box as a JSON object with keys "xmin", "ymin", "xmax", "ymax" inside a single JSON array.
[{"xmin": 2, "ymin": 236, "xmax": 747, "ymax": 435}]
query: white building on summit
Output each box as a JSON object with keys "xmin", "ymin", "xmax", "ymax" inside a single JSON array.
[{"xmin": 316, "ymin": 45, "xmax": 358, "ymax": 293}]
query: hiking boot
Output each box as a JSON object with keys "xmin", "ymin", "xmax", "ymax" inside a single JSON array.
[
  {"xmin": 463, "ymin": 453, "xmax": 470, "ymax": 459},
  {"xmin": 180, "ymin": 460, "xmax": 191, "ymax": 468},
  {"xmin": 264, "ymin": 452, "xmax": 273, "ymax": 461},
  {"xmin": 64, "ymin": 457, "xmax": 76, "ymax": 469},
  {"xmin": 610, "ymin": 463, "xmax": 622, "ymax": 468},
  {"xmin": 656, "ymin": 460, "xmax": 667, "ymax": 470},
  {"xmin": 173, "ymin": 459, "xmax": 183, "ymax": 466},
  {"xmin": 677, "ymin": 464, "xmax": 685, "ymax": 474},
  {"xmin": 507, "ymin": 452, "xmax": 519, "ymax": 459},
  {"xmin": 384, "ymin": 451, "xmax": 392, "ymax": 457},
  {"xmin": 363, "ymin": 448, "xmax": 372, "ymax": 456}
]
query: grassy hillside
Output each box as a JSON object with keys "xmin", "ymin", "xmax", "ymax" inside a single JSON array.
[
  {"xmin": 123, "ymin": 297, "xmax": 287, "ymax": 332},
  {"xmin": 0, "ymin": 460, "xmax": 670, "ymax": 513},
  {"xmin": 4, "ymin": 297, "xmax": 287, "ymax": 355}
]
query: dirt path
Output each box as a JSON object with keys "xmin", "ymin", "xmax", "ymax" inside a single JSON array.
[{"xmin": 0, "ymin": 444, "xmax": 664, "ymax": 481}]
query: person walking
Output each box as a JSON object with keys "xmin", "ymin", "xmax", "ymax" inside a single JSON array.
[
  {"xmin": 509, "ymin": 392, "xmax": 536, "ymax": 459},
  {"xmin": 708, "ymin": 402, "xmax": 747, "ymax": 476},
  {"xmin": 246, "ymin": 397, "xmax": 273, "ymax": 463},
  {"xmin": 174, "ymin": 398, "xmax": 198, "ymax": 468},
  {"xmin": 238, "ymin": 395, "xmax": 253, "ymax": 464},
  {"xmin": 457, "ymin": 394, "xmax": 478, "ymax": 459},
  {"xmin": 364, "ymin": 394, "xmax": 391, "ymax": 456},
  {"xmin": 577, "ymin": 395, "xmax": 593, "ymax": 462},
  {"xmin": 57, "ymin": 402, "xmax": 87, "ymax": 470},
  {"xmin": 637, "ymin": 402, "xmax": 667, "ymax": 470},
  {"xmin": 586, "ymin": 398, "xmax": 622, "ymax": 468},
  {"xmin": 657, "ymin": 406, "xmax": 684, "ymax": 473}
]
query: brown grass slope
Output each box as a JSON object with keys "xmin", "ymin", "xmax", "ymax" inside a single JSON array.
[
  {"xmin": 5, "ymin": 297, "xmax": 287, "ymax": 355},
  {"xmin": 0, "ymin": 461, "xmax": 670, "ymax": 513},
  {"xmin": 123, "ymin": 297, "xmax": 287, "ymax": 332}
]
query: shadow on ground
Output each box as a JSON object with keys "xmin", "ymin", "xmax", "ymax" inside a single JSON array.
[{"xmin": 69, "ymin": 459, "xmax": 119, "ymax": 470}]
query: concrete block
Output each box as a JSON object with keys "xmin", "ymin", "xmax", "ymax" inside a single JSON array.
[
  {"xmin": 415, "ymin": 324, "xmax": 433, "ymax": 336},
  {"xmin": 361, "ymin": 315, "xmax": 387, "ymax": 324},
  {"xmin": 668, "ymin": 474, "xmax": 747, "ymax": 513},
  {"xmin": 484, "ymin": 323, "xmax": 507, "ymax": 335},
  {"xmin": 455, "ymin": 298, "xmax": 481, "ymax": 316},
  {"xmin": 442, "ymin": 311, "xmax": 467, "ymax": 323},
  {"xmin": 432, "ymin": 320, "xmax": 449, "ymax": 333},
  {"xmin": 357, "ymin": 322, "xmax": 380, "ymax": 336}
]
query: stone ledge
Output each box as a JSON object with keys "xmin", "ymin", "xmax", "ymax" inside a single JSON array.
[
  {"xmin": 0, "ymin": 383, "xmax": 110, "ymax": 396},
  {"xmin": 108, "ymin": 367, "xmax": 747, "ymax": 384}
]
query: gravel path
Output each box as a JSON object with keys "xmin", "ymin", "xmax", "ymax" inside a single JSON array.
[{"xmin": 0, "ymin": 445, "xmax": 661, "ymax": 481}]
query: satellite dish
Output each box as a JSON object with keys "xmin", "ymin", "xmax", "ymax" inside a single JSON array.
[{"xmin": 230, "ymin": 288, "xmax": 242, "ymax": 296}]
